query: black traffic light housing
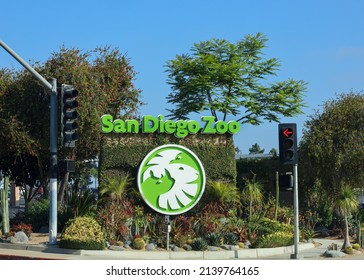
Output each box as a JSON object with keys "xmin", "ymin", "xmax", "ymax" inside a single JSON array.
[
  {"xmin": 61, "ymin": 84, "xmax": 79, "ymax": 147},
  {"xmin": 278, "ymin": 123, "xmax": 298, "ymax": 165},
  {"xmin": 279, "ymin": 173, "xmax": 293, "ymax": 191}
]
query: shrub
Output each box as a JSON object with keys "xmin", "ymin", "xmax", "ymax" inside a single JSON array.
[
  {"xmin": 132, "ymin": 237, "xmax": 145, "ymax": 250},
  {"xmin": 352, "ymin": 243, "xmax": 361, "ymax": 250},
  {"xmin": 223, "ymin": 232, "xmax": 238, "ymax": 245},
  {"xmin": 25, "ymin": 199, "xmax": 49, "ymax": 232},
  {"xmin": 344, "ymin": 246, "xmax": 355, "ymax": 254},
  {"xmin": 60, "ymin": 217, "xmax": 105, "ymax": 250},
  {"xmin": 10, "ymin": 223, "xmax": 33, "ymax": 237},
  {"xmin": 206, "ymin": 232, "xmax": 222, "ymax": 246},
  {"xmin": 191, "ymin": 237, "xmax": 208, "ymax": 251},
  {"xmin": 254, "ymin": 231, "xmax": 294, "ymax": 248}
]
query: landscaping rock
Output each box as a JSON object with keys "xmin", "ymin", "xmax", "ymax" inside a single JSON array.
[
  {"xmin": 109, "ymin": 245, "xmax": 124, "ymax": 251},
  {"xmin": 316, "ymin": 226, "xmax": 330, "ymax": 237},
  {"xmin": 172, "ymin": 245, "xmax": 181, "ymax": 252},
  {"xmin": 145, "ymin": 243, "xmax": 156, "ymax": 251},
  {"xmin": 11, "ymin": 231, "xmax": 29, "ymax": 244},
  {"xmin": 244, "ymin": 240, "xmax": 251, "ymax": 248},
  {"xmin": 323, "ymin": 250, "xmax": 346, "ymax": 258},
  {"xmin": 38, "ymin": 226, "xmax": 49, "ymax": 234},
  {"xmin": 207, "ymin": 246, "xmax": 219, "ymax": 251},
  {"xmin": 183, "ymin": 244, "xmax": 192, "ymax": 251},
  {"xmin": 229, "ymin": 245, "xmax": 239, "ymax": 251},
  {"xmin": 220, "ymin": 245, "xmax": 230, "ymax": 250}
]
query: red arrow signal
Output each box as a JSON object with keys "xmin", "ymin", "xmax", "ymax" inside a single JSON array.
[{"xmin": 283, "ymin": 128, "xmax": 294, "ymax": 138}]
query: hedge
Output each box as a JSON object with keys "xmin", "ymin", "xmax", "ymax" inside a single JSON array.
[{"xmin": 99, "ymin": 133, "xmax": 237, "ymax": 187}]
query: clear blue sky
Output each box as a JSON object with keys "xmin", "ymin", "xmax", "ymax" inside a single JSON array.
[{"xmin": 1, "ymin": 0, "xmax": 363, "ymax": 153}]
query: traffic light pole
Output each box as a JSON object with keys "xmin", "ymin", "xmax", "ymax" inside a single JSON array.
[
  {"xmin": 49, "ymin": 79, "xmax": 58, "ymax": 245},
  {"xmin": 291, "ymin": 163, "xmax": 300, "ymax": 259},
  {"xmin": 0, "ymin": 40, "xmax": 58, "ymax": 245}
]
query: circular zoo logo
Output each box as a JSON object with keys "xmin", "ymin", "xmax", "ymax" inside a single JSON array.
[{"xmin": 137, "ymin": 144, "xmax": 205, "ymax": 215}]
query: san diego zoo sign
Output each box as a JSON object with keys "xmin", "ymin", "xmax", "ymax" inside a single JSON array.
[{"xmin": 100, "ymin": 114, "xmax": 240, "ymax": 215}]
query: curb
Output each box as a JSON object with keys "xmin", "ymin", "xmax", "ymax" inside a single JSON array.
[{"xmin": 0, "ymin": 242, "xmax": 315, "ymax": 259}]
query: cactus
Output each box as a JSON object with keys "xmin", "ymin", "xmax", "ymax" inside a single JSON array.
[
  {"xmin": 1, "ymin": 176, "xmax": 10, "ymax": 234},
  {"xmin": 132, "ymin": 237, "xmax": 145, "ymax": 250}
]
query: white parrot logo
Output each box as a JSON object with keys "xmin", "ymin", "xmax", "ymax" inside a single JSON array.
[{"xmin": 142, "ymin": 149, "xmax": 199, "ymax": 210}]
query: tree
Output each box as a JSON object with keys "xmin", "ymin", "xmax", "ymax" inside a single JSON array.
[
  {"xmin": 249, "ymin": 143, "xmax": 265, "ymax": 154},
  {"xmin": 0, "ymin": 46, "xmax": 142, "ymax": 207},
  {"xmin": 333, "ymin": 185, "xmax": 358, "ymax": 248},
  {"xmin": 269, "ymin": 148, "xmax": 278, "ymax": 157},
  {"xmin": 299, "ymin": 92, "xmax": 364, "ymax": 198},
  {"xmin": 165, "ymin": 32, "xmax": 306, "ymax": 124}
]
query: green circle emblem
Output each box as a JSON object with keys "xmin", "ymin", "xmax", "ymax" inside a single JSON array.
[{"xmin": 137, "ymin": 144, "xmax": 205, "ymax": 215}]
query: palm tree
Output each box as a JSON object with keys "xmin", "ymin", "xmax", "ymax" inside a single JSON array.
[
  {"xmin": 333, "ymin": 185, "xmax": 358, "ymax": 249},
  {"xmin": 99, "ymin": 174, "xmax": 133, "ymax": 204},
  {"xmin": 241, "ymin": 174, "xmax": 264, "ymax": 218}
]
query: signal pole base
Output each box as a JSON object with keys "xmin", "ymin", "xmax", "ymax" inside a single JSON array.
[{"xmin": 290, "ymin": 253, "xmax": 303, "ymax": 259}]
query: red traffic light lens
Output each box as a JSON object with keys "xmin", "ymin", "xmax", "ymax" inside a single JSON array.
[{"xmin": 282, "ymin": 128, "xmax": 294, "ymax": 138}]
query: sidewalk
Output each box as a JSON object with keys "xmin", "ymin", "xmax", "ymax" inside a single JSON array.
[{"xmin": 0, "ymin": 239, "xmax": 345, "ymax": 260}]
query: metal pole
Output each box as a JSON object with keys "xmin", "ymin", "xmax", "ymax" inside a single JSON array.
[
  {"xmin": 0, "ymin": 40, "xmax": 52, "ymax": 90},
  {"xmin": 165, "ymin": 215, "xmax": 170, "ymax": 250},
  {"xmin": 49, "ymin": 78, "xmax": 58, "ymax": 244},
  {"xmin": 290, "ymin": 163, "xmax": 300, "ymax": 259}
]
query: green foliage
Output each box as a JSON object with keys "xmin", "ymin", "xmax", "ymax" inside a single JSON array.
[
  {"xmin": 223, "ymin": 232, "xmax": 238, "ymax": 245},
  {"xmin": 249, "ymin": 143, "xmax": 265, "ymax": 154},
  {"xmin": 241, "ymin": 175, "xmax": 264, "ymax": 217},
  {"xmin": 165, "ymin": 32, "xmax": 306, "ymax": 124},
  {"xmin": 24, "ymin": 198, "xmax": 49, "ymax": 232},
  {"xmin": 191, "ymin": 237, "xmax": 208, "ymax": 251},
  {"xmin": 300, "ymin": 92, "xmax": 364, "ymax": 198},
  {"xmin": 0, "ymin": 46, "xmax": 142, "ymax": 206},
  {"xmin": 100, "ymin": 133, "xmax": 237, "ymax": 187},
  {"xmin": 99, "ymin": 174, "xmax": 133, "ymax": 204},
  {"xmin": 205, "ymin": 232, "xmax": 222, "ymax": 246},
  {"xmin": 254, "ymin": 231, "xmax": 294, "ymax": 248},
  {"xmin": 204, "ymin": 180, "xmax": 240, "ymax": 211},
  {"xmin": 60, "ymin": 216, "xmax": 105, "ymax": 250},
  {"xmin": 343, "ymin": 246, "xmax": 355, "ymax": 254},
  {"xmin": 352, "ymin": 243, "xmax": 361, "ymax": 250},
  {"xmin": 132, "ymin": 237, "xmax": 145, "ymax": 250},
  {"xmin": 258, "ymin": 218, "xmax": 294, "ymax": 235},
  {"xmin": 59, "ymin": 188, "xmax": 98, "ymax": 226}
]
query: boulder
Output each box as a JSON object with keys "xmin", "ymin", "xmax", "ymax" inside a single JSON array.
[
  {"xmin": 323, "ymin": 250, "xmax": 346, "ymax": 258},
  {"xmin": 11, "ymin": 231, "xmax": 29, "ymax": 244}
]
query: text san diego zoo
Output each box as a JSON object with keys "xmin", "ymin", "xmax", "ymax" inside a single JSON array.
[{"xmin": 100, "ymin": 114, "xmax": 240, "ymax": 138}]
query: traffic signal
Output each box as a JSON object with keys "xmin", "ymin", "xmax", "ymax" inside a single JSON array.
[
  {"xmin": 61, "ymin": 84, "xmax": 79, "ymax": 147},
  {"xmin": 279, "ymin": 173, "xmax": 293, "ymax": 191},
  {"xmin": 278, "ymin": 123, "xmax": 297, "ymax": 165}
]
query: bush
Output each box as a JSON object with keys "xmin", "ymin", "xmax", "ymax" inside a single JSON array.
[
  {"xmin": 10, "ymin": 223, "xmax": 33, "ymax": 237},
  {"xmin": 254, "ymin": 231, "xmax": 294, "ymax": 248},
  {"xmin": 344, "ymin": 246, "xmax": 355, "ymax": 254},
  {"xmin": 60, "ymin": 217, "xmax": 105, "ymax": 250},
  {"xmin": 223, "ymin": 232, "xmax": 238, "ymax": 245},
  {"xmin": 352, "ymin": 243, "xmax": 361, "ymax": 250},
  {"xmin": 132, "ymin": 237, "xmax": 145, "ymax": 250},
  {"xmin": 191, "ymin": 237, "xmax": 208, "ymax": 251},
  {"xmin": 206, "ymin": 232, "xmax": 222, "ymax": 246},
  {"xmin": 25, "ymin": 199, "xmax": 49, "ymax": 232},
  {"xmin": 96, "ymin": 202, "xmax": 131, "ymax": 243}
]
